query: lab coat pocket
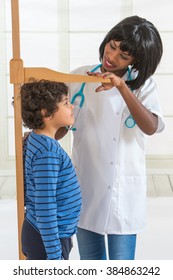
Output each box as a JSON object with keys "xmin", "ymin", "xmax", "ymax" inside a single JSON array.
[{"xmin": 118, "ymin": 175, "xmax": 147, "ymax": 231}]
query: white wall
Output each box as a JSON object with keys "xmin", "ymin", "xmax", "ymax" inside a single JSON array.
[{"xmin": 0, "ymin": 0, "xmax": 173, "ymax": 175}]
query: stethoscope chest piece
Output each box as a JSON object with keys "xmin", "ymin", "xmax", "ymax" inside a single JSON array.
[{"xmin": 125, "ymin": 115, "xmax": 136, "ymax": 128}]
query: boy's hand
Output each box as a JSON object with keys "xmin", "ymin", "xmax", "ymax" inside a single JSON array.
[{"xmin": 23, "ymin": 131, "xmax": 30, "ymax": 146}]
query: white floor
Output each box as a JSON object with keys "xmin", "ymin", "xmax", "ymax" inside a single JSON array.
[{"xmin": 0, "ymin": 197, "xmax": 173, "ymax": 260}]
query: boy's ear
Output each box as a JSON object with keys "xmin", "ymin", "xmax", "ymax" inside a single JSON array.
[
  {"xmin": 41, "ymin": 108, "xmax": 47, "ymax": 117},
  {"xmin": 41, "ymin": 109, "xmax": 52, "ymax": 120}
]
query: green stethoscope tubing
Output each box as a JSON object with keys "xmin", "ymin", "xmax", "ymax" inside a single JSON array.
[
  {"xmin": 70, "ymin": 64, "xmax": 102, "ymax": 107},
  {"xmin": 70, "ymin": 64, "xmax": 136, "ymax": 129}
]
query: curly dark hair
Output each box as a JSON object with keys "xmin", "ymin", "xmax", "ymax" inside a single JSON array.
[
  {"xmin": 99, "ymin": 15, "xmax": 163, "ymax": 90},
  {"xmin": 21, "ymin": 79, "xmax": 68, "ymax": 129}
]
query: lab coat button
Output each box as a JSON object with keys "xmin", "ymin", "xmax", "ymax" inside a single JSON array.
[
  {"xmin": 113, "ymin": 138, "xmax": 116, "ymax": 141},
  {"xmin": 110, "ymin": 162, "xmax": 113, "ymax": 165},
  {"xmin": 108, "ymin": 186, "xmax": 111, "ymax": 189}
]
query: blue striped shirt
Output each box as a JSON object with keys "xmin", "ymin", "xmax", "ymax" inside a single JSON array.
[{"xmin": 23, "ymin": 132, "xmax": 82, "ymax": 260}]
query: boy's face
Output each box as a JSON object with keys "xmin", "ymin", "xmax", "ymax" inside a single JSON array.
[{"xmin": 49, "ymin": 95, "xmax": 74, "ymax": 129}]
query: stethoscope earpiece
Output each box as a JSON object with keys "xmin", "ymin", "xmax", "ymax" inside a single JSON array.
[
  {"xmin": 66, "ymin": 126, "xmax": 77, "ymax": 131},
  {"xmin": 70, "ymin": 127, "xmax": 77, "ymax": 131}
]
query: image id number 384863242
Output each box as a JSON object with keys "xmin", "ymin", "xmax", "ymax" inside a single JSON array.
[{"xmin": 105, "ymin": 266, "xmax": 160, "ymax": 276}]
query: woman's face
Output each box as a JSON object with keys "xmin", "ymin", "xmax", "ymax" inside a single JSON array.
[{"xmin": 102, "ymin": 40, "xmax": 135, "ymax": 76}]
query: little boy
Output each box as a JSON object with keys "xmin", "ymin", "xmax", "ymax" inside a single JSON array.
[{"xmin": 21, "ymin": 79, "xmax": 82, "ymax": 260}]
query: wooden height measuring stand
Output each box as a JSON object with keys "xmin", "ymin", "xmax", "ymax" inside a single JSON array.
[{"xmin": 10, "ymin": 0, "xmax": 110, "ymax": 259}]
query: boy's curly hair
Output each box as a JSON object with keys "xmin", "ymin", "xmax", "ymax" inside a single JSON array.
[{"xmin": 21, "ymin": 79, "xmax": 68, "ymax": 129}]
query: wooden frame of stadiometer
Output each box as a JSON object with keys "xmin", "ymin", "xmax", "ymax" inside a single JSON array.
[{"xmin": 10, "ymin": 0, "xmax": 110, "ymax": 259}]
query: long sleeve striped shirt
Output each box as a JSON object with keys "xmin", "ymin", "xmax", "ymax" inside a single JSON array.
[{"xmin": 23, "ymin": 132, "xmax": 82, "ymax": 260}]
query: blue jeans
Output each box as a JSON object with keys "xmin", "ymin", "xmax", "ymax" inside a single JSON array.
[{"xmin": 77, "ymin": 227, "xmax": 136, "ymax": 260}]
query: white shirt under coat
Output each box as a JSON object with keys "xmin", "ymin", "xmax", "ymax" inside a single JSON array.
[{"xmin": 69, "ymin": 65, "xmax": 165, "ymax": 234}]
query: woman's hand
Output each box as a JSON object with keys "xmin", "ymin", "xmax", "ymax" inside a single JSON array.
[{"xmin": 87, "ymin": 71, "xmax": 124, "ymax": 92}]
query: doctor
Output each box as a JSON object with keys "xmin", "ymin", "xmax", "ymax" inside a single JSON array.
[{"xmin": 61, "ymin": 16, "xmax": 165, "ymax": 260}]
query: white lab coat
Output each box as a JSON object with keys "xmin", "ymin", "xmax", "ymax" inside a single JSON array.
[{"xmin": 69, "ymin": 65, "xmax": 164, "ymax": 234}]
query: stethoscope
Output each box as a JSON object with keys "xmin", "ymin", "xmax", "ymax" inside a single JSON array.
[{"xmin": 68, "ymin": 64, "xmax": 136, "ymax": 131}]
